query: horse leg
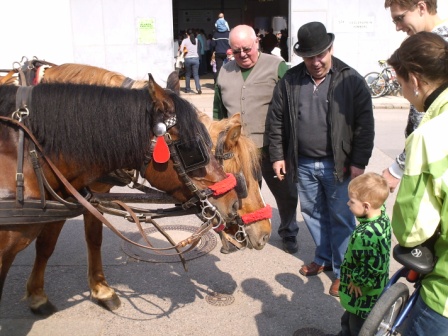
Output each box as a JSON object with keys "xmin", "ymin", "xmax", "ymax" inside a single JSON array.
[
  {"xmin": 84, "ymin": 212, "xmax": 120, "ymax": 310},
  {"xmin": 26, "ymin": 220, "xmax": 65, "ymax": 315},
  {"xmin": 0, "ymin": 226, "xmax": 44, "ymax": 303}
]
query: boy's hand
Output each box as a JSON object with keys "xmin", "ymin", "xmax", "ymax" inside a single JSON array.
[{"xmin": 348, "ymin": 281, "xmax": 362, "ymax": 298}]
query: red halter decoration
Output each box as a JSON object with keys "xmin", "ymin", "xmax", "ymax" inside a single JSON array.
[
  {"xmin": 153, "ymin": 135, "xmax": 170, "ymax": 163},
  {"xmin": 241, "ymin": 204, "xmax": 272, "ymax": 225},
  {"xmin": 208, "ymin": 173, "xmax": 237, "ymax": 196}
]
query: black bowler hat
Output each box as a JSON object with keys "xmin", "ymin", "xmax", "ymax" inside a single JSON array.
[{"xmin": 293, "ymin": 22, "xmax": 335, "ymax": 57}]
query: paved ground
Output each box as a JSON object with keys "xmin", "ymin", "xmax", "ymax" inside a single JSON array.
[{"xmin": 0, "ymin": 78, "xmax": 410, "ymax": 336}]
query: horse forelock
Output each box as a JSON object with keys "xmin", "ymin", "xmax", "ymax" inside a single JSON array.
[
  {"xmin": 208, "ymin": 117, "xmax": 260, "ymax": 181},
  {"xmin": 26, "ymin": 83, "xmax": 154, "ymax": 170}
]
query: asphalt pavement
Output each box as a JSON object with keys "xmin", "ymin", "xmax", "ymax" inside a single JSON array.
[{"xmin": 0, "ymin": 77, "xmax": 410, "ymax": 336}]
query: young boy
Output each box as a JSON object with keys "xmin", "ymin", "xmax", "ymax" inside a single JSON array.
[
  {"xmin": 215, "ymin": 13, "xmax": 230, "ymax": 32},
  {"xmin": 338, "ymin": 172, "xmax": 391, "ymax": 336}
]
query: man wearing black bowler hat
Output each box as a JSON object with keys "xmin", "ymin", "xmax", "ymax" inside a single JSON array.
[{"xmin": 265, "ymin": 21, "xmax": 374, "ymax": 296}]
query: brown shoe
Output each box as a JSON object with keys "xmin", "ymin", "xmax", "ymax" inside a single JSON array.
[
  {"xmin": 329, "ymin": 279, "xmax": 340, "ymax": 297},
  {"xmin": 299, "ymin": 262, "xmax": 333, "ymax": 276}
]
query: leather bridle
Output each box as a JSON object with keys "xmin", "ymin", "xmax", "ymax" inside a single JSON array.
[{"xmin": 213, "ymin": 129, "xmax": 272, "ymax": 250}]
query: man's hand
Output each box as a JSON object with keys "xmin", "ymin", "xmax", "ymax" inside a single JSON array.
[
  {"xmin": 273, "ymin": 160, "xmax": 286, "ymax": 181},
  {"xmin": 350, "ymin": 166, "xmax": 365, "ymax": 180},
  {"xmin": 382, "ymin": 168, "xmax": 400, "ymax": 193}
]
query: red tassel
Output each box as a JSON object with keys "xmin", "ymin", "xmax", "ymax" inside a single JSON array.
[{"xmin": 153, "ymin": 136, "xmax": 170, "ymax": 163}]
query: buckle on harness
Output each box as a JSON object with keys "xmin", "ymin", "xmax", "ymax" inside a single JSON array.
[{"xmin": 16, "ymin": 173, "xmax": 24, "ymax": 182}]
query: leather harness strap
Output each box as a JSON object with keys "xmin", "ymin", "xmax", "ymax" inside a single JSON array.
[{"xmin": 14, "ymin": 86, "xmax": 33, "ymax": 207}]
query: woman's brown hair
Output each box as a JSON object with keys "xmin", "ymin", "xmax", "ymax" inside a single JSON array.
[{"xmin": 387, "ymin": 31, "xmax": 448, "ymax": 83}]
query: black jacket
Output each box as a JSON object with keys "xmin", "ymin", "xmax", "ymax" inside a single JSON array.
[
  {"xmin": 266, "ymin": 56, "xmax": 374, "ymax": 183},
  {"xmin": 211, "ymin": 30, "xmax": 230, "ymax": 54}
]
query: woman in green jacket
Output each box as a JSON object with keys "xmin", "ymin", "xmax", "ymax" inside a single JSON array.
[{"xmin": 389, "ymin": 31, "xmax": 448, "ymax": 335}]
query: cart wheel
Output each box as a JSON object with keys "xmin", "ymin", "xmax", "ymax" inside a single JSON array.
[{"xmin": 359, "ymin": 283, "xmax": 409, "ymax": 336}]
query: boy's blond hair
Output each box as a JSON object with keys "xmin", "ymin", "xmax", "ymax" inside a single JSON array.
[{"xmin": 348, "ymin": 172, "xmax": 389, "ymax": 209}]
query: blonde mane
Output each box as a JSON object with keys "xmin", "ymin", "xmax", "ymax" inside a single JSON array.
[{"xmin": 198, "ymin": 112, "xmax": 260, "ymax": 185}]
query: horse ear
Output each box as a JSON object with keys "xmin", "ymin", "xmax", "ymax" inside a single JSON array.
[
  {"xmin": 166, "ymin": 71, "xmax": 181, "ymax": 95},
  {"xmin": 225, "ymin": 123, "xmax": 241, "ymax": 150},
  {"xmin": 147, "ymin": 73, "xmax": 174, "ymax": 114},
  {"xmin": 224, "ymin": 113, "xmax": 243, "ymax": 149}
]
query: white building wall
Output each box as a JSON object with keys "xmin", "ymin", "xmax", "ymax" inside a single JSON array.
[
  {"xmin": 289, "ymin": 0, "xmax": 448, "ymax": 76},
  {"xmin": 1, "ymin": 0, "xmax": 174, "ymax": 85},
  {"xmin": 1, "ymin": 0, "xmax": 447, "ymax": 83}
]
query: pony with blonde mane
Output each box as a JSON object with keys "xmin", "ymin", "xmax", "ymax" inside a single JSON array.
[{"xmin": 7, "ymin": 61, "xmax": 271, "ymax": 314}]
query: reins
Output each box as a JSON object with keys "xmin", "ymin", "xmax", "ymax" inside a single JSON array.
[{"xmin": 0, "ymin": 114, "xmax": 232, "ymax": 270}]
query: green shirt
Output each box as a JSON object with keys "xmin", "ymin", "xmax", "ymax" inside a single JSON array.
[{"xmin": 339, "ymin": 206, "xmax": 391, "ymax": 319}]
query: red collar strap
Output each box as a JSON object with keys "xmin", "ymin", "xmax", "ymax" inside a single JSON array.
[
  {"xmin": 208, "ymin": 173, "xmax": 236, "ymax": 196},
  {"xmin": 241, "ymin": 204, "xmax": 272, "ymax": 225}
]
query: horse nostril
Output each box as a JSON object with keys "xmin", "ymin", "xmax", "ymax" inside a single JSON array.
[
  {"xmin": 228, "ymin": 200, "xmax": 239, "ymax": 220},
  {"xmin": 263, "ymin": 234, "xmax": 270, "ymax": 244},
  {"xmin": 233, "ymin": 200, "xmax": 239, "ymax": 214}
]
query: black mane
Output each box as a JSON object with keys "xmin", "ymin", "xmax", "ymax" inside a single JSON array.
[{"xmin": 0, "ymin": 83, "xmax": 206, "ymax": 171}]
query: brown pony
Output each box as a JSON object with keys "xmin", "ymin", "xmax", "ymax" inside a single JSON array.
[{"xmin": 0, "ymin": 78, "xmax": 240, "ymax": 314}]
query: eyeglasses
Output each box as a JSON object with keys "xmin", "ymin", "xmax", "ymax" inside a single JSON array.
[
  {"xmin": 231, "ymin": 41, "xmax": 256, "ymax": 55},
  {"xmin": 392, "ymin": 9, "xmax": 410, "ymax": 24}
]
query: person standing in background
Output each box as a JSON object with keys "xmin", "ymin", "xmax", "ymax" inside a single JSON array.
[
  {"xmin": 210, "ymin": 51, "xmax": 217, "ymax": 84},
  {"xmin": 382, "ymin": 0, "xmax": 448, "ymax": 192},
  {"xmin": 206, "ymin": 33, "xmax": 213, "ymax": 73},
  {"xmin": 223, "ymin": 48, "xmax": 234, "ymax": 64},
  {"xmin": 213, "ymin": 25, "xmax": 299, "ymax": 255},
  {"xmin": 262, "ymin": 28, "xmax": 279, "ymax": 54},
  {"xmin": 196, "ymin": 29, "xmax": 207, "ymax": 76},
  {"xmin": 179, "ymin": 29, "xmax": 202, "ymax": 94},
  {"xmin": 215, "ymin": 13, "xmax": 230, "ymax": 32},
  {"xmin": 211, "ymin": 27, "xmax": 231, "ymax": 76}
]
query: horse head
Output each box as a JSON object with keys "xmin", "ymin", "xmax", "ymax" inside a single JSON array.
[
  {"xmin": 199, "ymin": 112, "xmax": 272, "ymax": 251},
  {"xmin": 142, "ymin": 74, "xmax": 240, "ymax": 228}
]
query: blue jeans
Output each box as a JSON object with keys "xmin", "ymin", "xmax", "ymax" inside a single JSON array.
[
  {"xmin": 184, "ymin": 57, "xmax": 201, "ymax": 92},
  {"xmin": 296, "ymin": 157, "xmax": 355, "ymax": 277},
  {"xmin": 400, "ymin": 295, "xmax": 448, "ymax": 336}
]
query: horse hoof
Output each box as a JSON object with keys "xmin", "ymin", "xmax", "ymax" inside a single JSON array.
[
  {"xmin": 30, "ymin": 301, "xmax": 58, "ymax": 316},
  {"xmin": 97, "ymin": 293, "xmax": 121, "ymax": 311}
]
